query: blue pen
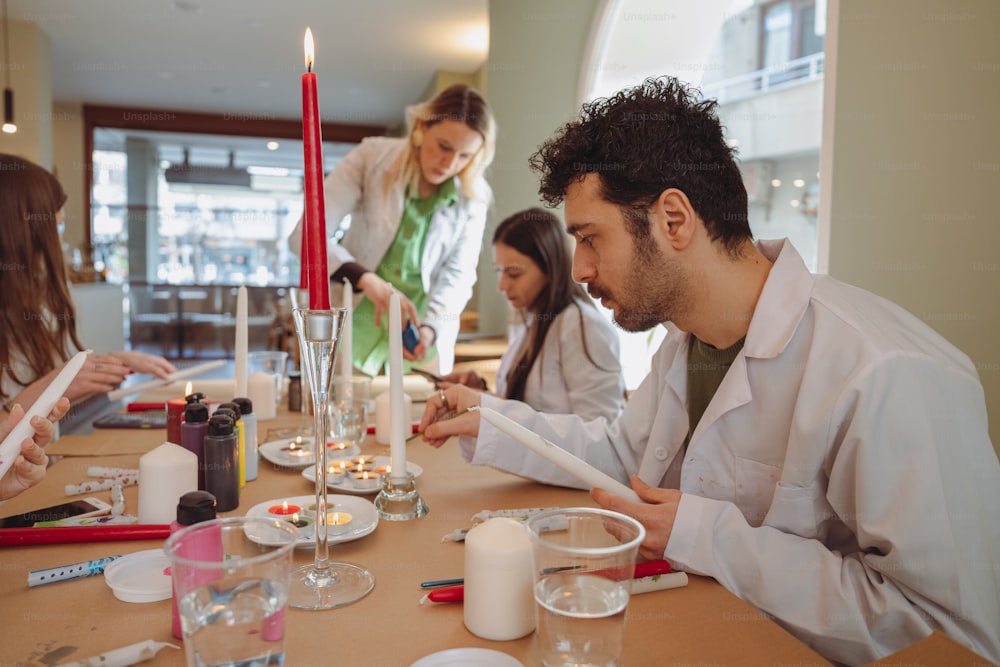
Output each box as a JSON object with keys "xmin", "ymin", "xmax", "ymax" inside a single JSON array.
[{"xmin": 28, "ymin": 555, "xmax": 122, "ymax": 587}]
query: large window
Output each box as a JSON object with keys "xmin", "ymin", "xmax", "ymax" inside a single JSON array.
[{"xmin": 762, "ymin": 0, "xmax": 825, "ymax": 74}]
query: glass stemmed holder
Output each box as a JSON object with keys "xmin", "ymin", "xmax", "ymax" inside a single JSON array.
[{"xmin": 289, "ymin": 307, "xmax": 375, "ymax": 610}]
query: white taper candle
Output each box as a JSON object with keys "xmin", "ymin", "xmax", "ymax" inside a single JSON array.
[
  {"xmin": 475, "ymin": 406, "xmax": 641, "ymax": 502},
  {"xmin": 388, "ymin": 292, "xmax": 407, "ymax": 477},
  {"xmin": 341, "ymin": 279, "xmax": 353, "ymax": 383},
  {"xmin": 0, "ymin": 350, "xmax": 86, "ymax": 481},
  {"xmin": 234, "ymin": 285, "xmax": 248, "ymax": 397}
]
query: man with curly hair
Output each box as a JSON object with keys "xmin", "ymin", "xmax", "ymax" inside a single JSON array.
[{"xmin": 419, "ymin": 77, "xmax": 1000, "ymax": 666}]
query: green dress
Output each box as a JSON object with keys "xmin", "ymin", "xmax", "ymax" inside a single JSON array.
[{"xmin": 351, "ymin": 179, "xmax": 459, "ymax": 376}]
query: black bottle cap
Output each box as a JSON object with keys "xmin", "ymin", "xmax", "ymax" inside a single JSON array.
[
  {"xmin": 184, "ymin": 401, "xmax": 209, "ymax": 423},
  {"xmin": 218, "ymin": 401, "xmax": 242, "ymax": 417},
  {"xmin": 185, "ymin": 392, "xmax": 206, "ymax": 404},
  {"xmin": 207, "ymin": 414, "xmax": 234, "ymax": 436},
  {"xmin": 232, "ymin": 397, "xmax": 253, "ymax": 415},
  {"xmin": 176, "ymin": 490, "xmax": 217, "ymax": 526}
]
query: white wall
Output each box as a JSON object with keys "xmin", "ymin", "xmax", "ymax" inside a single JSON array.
[
  {"xmin": 823, "ymin": 0, "xmax": 1000, "ymax": 455},
  {"xmin": 479, "ymin": 0, "xmax": 601, "ymax": 335}
]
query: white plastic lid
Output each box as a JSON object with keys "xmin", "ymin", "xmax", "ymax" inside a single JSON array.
[{"xmin": 104, "ymin": 549, "xmax": 173, "ymax": 603}]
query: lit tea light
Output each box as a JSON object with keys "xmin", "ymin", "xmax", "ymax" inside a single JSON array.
[
  {"xmin": 351, "ymin": 455, "xmax": 376, "ymax": 466},
  {"xmin": 268, "ymin": 500, "xmax": 302, "ymax": 515},
  {"xmin": 283, "ymin": 436, "xmax": 312, "ymax": 457},
  {"xmin": 327, "ymin": 511, "xmax": 353, "ymax": 535},
  {"xmin": 352, "ymin": 470, "xmax": 380, "ymax": 490},
  {"xmin": 329, "ymin": 441, "xmax": 350, "ymax": 452},
  {"xmin": 325, "ymin": 464, "xmax": 346, "ymax": 484},
  {"xmin": 376, "ymin": 464, "xmax": 391, "ymax": 475},
  {"xmin": 286, "ymin": 512, "xmax": 312, "ymax": 529}
]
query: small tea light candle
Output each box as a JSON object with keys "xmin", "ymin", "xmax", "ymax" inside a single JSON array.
[
  {"xmin": 268, "ymin": 500, "xmax": 302, "ymax": 515},
  {"xmin": 325, "ymin": 464, "xmax": 346, "ymax": 484},
  {"xmin": 352, "ymin": 470, "xmax": 380, "ymax": 490},
  {"xmin": 286, "ymin": 512, "xmax": 311, "ymax": 529},
  {"xmin": 284, "ymin": 436, "xmax": 312, "ymax": 457},
  {"xmin": 351, "ymin": 455, "xmax": 376, "ymax": 466},
  {"xmin": 327, "ymin": 511, "xmax": 353, "ymax": 535}
]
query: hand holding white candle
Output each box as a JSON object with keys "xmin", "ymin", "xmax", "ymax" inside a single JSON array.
[
  {"xmin": 388, "ymin": 292, "xmax": 407, "ymax": 477},
  {"xmin": 475, "ymin": 406, "xmax": 641, "ymax": 502},
  {"xmin": 235, "ymin": 284, "xmax": 249, "ymax": 397},
  {"xmin": 0, "ymin": 350, "xmax": 86, "ymax": 482}
]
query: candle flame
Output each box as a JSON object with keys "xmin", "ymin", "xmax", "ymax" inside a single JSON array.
[
  {"xmin": 304, "ymin": 27, "xmax": 314, "ymax": 70},
  {"xmin": 292, "ymin": 512, "xmax": 299, "ymax": 522},
  {"xmin": 282, "ymin": 500, "xmax": 289, "ymax": 511},
  {"xmin": 185, "ymin": 381, "xmax": 193, "ymax": 395}
]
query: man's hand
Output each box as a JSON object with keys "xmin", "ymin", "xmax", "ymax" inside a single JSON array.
[
  {"xmin": 591, "ymin": 476, "xmax": 682, "ymax": 561},
  {"xmin": 416, "ymin": 385, "xmax": 484, "ymax": 447}
]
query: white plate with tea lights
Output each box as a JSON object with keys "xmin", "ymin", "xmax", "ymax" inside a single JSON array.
[
  {"xmin": 259, "ymin": 435, "xmax": 362, "ymax": 469},
  {"xmin": 245, "ymin": 494, "xmax": 378, "ymax": 548},
  {"xmin": 301, "ymin": 454, "xmax": 424, "ymax": 495}
]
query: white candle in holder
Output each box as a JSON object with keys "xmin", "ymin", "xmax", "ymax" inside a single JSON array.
[
  {"xmin": 387, "ymin": 292, "xmax": 407, "ymax": 476},
  {"xmin": 341, "ymin": 279, "xmax": 353, "ymax": 381},
  {"xmin": 235, "ymin": 285, "xmax": 248, "ymax": 397}
]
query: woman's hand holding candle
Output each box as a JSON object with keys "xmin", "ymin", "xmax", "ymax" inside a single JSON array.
[
  {"xmin": 417, "ymin": 385, "xmax": 483, "ymax": 447},
  {"xmin": 0, "ymin": 399, "xmax": 69, "ymax": 500}
]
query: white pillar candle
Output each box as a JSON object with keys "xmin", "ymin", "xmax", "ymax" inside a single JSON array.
[
  {"xmin": 476, "ymin": 406, "xmax": 642, "ymax": 503},
  {"xmin": 234, "ymin": 284, "xmax": 248, "ymax": 397},
  {"xmin": 388, "ymin": 292, "xmax": 407, "ymax": 476},
  {"xmin": 463, "ymin": 518, "xmax": 535, "ymax": 640},
  {"xmin": 340, "ymin": 279, "xmax": 353, "ymax": 383},
  {"xmin": 137, "ymin": 442, "xmax": 198, "ymax": 524},
  {"xmin": 247, "ymin": 371, "xmax": 277, "ymax": 420},
  {"xmin": 0, "ymin": 350, "xmax": 86, "ymax": 481}
]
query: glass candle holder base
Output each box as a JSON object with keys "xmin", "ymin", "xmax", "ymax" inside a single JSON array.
[
  {"xmin": 288, "ymin": 562, "xmax": 375, "ymax": 611},
  {"xmin": 374, "ymin": 473, "xmax": 429, "ymax": 521}
]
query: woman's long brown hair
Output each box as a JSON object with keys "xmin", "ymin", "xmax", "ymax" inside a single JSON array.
[
  {"xmin": 0, "ymin": 154, "xmax": 82, "ymax": 402},
  {"xmin": 494, "ymin": 208, "xmax": 608, "ymax": 403}
]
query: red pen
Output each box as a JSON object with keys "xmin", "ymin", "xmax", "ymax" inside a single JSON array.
[
  {"xmin": 421, "ymin": 560, "xmax": 673, "ymax": 605},
  {"xmin": 127, "ymin": 402, "xmax": 166, "ymax": 412},
  {"xmin": 0, "ymin": 525, "xmax": 172, "ymax": 547}
]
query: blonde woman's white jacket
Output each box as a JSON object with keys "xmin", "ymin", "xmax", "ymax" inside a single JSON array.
[
  {"xmin": 289, "ymin": 136, "xmax": 490, "ymax": 374},
  {"xmin": 464, "ymin": 239, "xmax": 1000, "ymax": 666}
]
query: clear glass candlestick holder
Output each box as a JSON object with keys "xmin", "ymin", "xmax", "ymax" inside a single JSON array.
[
  {"xmin": 374, "ymin": 471, "xmax": 429, "ymax": 521},
  {"xmin": 289, "ymin": 307, "xmax": 375, "ymax": 610}
]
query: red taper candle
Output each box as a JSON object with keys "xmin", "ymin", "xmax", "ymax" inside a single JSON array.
[{"xmin": 301, "ymin": 27, "xmax": 330, "ymax": 309}]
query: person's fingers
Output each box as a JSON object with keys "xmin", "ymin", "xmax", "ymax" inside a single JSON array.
[{"xmin": 47, "ymin": 397, "xmax": 71, "ymax": 421}]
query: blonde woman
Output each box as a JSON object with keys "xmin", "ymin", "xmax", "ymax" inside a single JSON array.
[{"xmin": 290, "ymin": 84, "xmax": 496, "ymax": 376}]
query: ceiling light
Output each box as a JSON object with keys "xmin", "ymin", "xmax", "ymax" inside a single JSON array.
[
  {"xmin": 266, "ymin": 141, "xmax": 279, "ymax": 151},
  {"xmin": 165, "ymin": 149, "xmax": 250, "ymax": 188},
  {"xmin": 771, "ymin": 179, "xmax": 782, "ymax": 187},
  {"xmin": 1, "ymin": 0, "xmax": 14, "ymax": 134},
  {"xmin": 793, "ymin": 178, "xmax": 805, "ymax": 187}
]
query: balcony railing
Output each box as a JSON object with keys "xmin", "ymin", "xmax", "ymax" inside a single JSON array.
[{"xmin": 701, "ymin": 52, "xmax": 825, "ymax": 105}]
